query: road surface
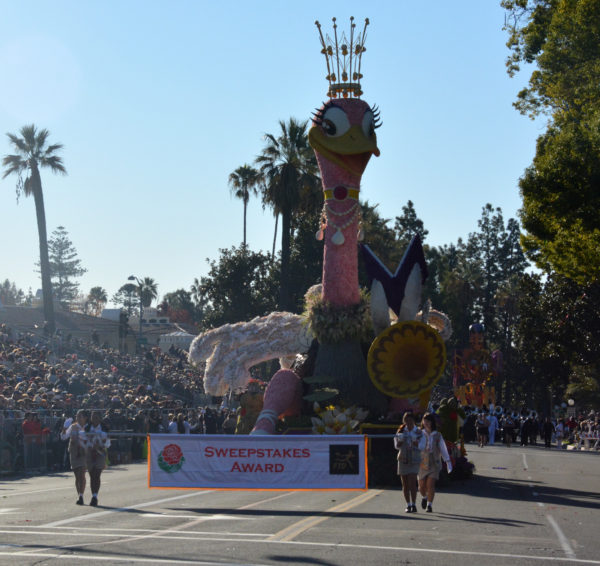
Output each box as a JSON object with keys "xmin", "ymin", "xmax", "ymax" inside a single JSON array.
[{"xmin": 0, "ymin": 444, "xmax": 598, "ymax": 565}]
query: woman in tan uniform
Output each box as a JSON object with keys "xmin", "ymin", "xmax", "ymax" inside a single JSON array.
[
  {"xmin": 418, "ymin": 413, "xmax": 453, "ymax": 513},
  {"xmin": 61, "ymin": 409, "xmax": 88, "ymax": 505},
  {"xmin": 85, "ymin": 411, "xmax": 111, "ymax": 507}
]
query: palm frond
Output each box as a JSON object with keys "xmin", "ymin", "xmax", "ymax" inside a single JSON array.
[
  {"xmin": 6, "ymin": 133, "xmax": 29, "ymax": 155},
  {"xmin": 1, "ymin": 155, "xmax": 27, "ymax": 178},
  {"xmin": 41, "ymin": 155, "xmax": 67, "ymax": 174}
]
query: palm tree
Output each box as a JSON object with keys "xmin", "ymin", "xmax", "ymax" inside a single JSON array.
[
  {"xmin": 255, "ymin": 118, "xmax": 320, "ymax": 311},
  {"xmin": 87, "ymin": 286, "xmax": 108, "ymax": 317},
  {"xmin": 2, "ymin": 125, "xmax": 66, "ymax": 332},
  {"xmin": 228, "ymin": 164, "xmax": 262, "ymax": 247},
  {"xmin": 135, "ymin": 276, "xmax": 158, "ymax": 308}
]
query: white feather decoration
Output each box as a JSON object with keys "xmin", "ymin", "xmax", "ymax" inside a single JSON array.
[
  {"xmin": 398, "ymin": 264, "xmax": 422, "ymax": 322},
  {"xmin": 370, "ymin": 279, "xmax": 390, "ymax": 336},
  {"xmin": 188, "ymin": 312, "xmax": 312, "ymax": 396}
]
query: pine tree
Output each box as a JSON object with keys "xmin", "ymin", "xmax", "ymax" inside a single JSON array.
[{"xmin": 44, "ymin": 226, "xmax": 87, "ymax": 305}]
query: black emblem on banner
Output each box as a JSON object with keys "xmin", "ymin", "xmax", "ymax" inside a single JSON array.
[{"xmin": 329, "ymin": 444, "xmax": 359, "ymax": 475}]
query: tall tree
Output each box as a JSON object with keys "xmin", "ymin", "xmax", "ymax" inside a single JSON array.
[
  {"xmin": 196, "ymin": 246, "xmax": 278, "ymax": 328},
  {"xmin": 502, "ymin": 0, "xmax": 600, "ymax": 282},
  {"xmin": 112, "ymin": 283, "xmax": 139, "ymax": 317},
  {"xmin": 44, "ymin": 226, "xmax": 87, "ymax": 305},
  {"xmin": 2, "ymin": 125, "xmax": 66, "ymax": 331},
  {"xmin": 228, "ymin": 164, "xmax": 262, "ymax": 247},
  {"xmin": 138, "ymin": 277, "xmax": 158, "ymax": 308},
  {"xmin": 87, "ymin": 286, "xmax": 108, "ymax": 317},
  {"xmin": 256, "ymin": 118, "xmax": 320, "ymax": 310},
  {"xmin": 159, "ymin": 289, "xmax": 197, "ymax": 324},
  {"xmin": 394, "ymin": 200, "xmax": 429, "ymax": 252}
]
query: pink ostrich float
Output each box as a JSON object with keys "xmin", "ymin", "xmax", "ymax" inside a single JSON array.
[
  {"xmin": 189, "ymin": 18, "xmax": 448, "ymax": 435},
  {"xmin": 251, "ymin": 18, "xmax": 389, "ymax": 434}
]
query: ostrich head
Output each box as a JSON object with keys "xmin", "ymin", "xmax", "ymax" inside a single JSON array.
[{"xmin": 309, "ymin": 98, "xmax": 381, "ymax": 189}]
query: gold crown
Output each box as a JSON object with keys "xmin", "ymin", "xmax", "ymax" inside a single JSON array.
[{"xmin": 315, "ymin": 17, "xmax": 369, "ymax": 99}]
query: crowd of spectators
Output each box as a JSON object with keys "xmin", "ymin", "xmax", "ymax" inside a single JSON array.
[
  {"xmin": 0, "ymin": 323, "xmax": 242, "ymax": 473},
  {"xmin": 461, "ymin": 407, "xmax": 599, "ymax": 450}
]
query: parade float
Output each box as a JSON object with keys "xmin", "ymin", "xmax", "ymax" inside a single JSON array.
[
  {"xmin": 453, "ymin": 323, "xmax": 502, "ymax": 409},
  {"xmin": 183, "ymin": 17, "xmax": 470, "ymax": 488}
]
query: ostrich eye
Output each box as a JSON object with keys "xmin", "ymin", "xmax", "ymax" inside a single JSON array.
[
  {"xmin": 362, "ymin": 110, "xmax": 375, "ymax": 137},
  {"xmin": 321, "ymin": 106, "xmax": 350, "ymax": 137}
]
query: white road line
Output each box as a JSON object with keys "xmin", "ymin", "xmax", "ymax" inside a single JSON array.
[
  {"xmin": 42, "ymin": 490, "xmax": 213, "ymax": 527},
  {"xmin": 547, "ymin": 514, "xmax": 576, "ymax": 559},
  {"xmin": 522, "ymin": 453, "xmax": 528, "ymax": 469},
  {"xmin": 0, "ymin": 552, "xmax": 267, "ymax": 565},
  {"xmin": 0, "ymin": 486, "xmax": 72, "ymax": 498},
  {"xmin": 0, "ymin": 529, "xmax": 267, "ymax": 540},
  {"xmin": 0, "ymin": 526, "xmax": 272, "ymax": 536},
  {"xmin": 0, "ymin": 539, "xmax": 598, "ymax": 565},
  {"xmin": 31, "ymin": 491, "xmax": 296, "ymax": 556}
]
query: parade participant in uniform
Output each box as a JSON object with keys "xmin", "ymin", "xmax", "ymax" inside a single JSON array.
[
  {"xmin": 503, "ymin": 413, "xmax": 515, "ymax": 447},
  {"xmin": 555, "ymin": 418, "xmax": 565, "ymax": 449},
  {"xmin": 418, "ymin": 413, "xmax": 452, "ymax": 513},
  {"xmin": 476, "ymin": 411, "xmax": 489, "ymax": 447},
  {"xmin": 85, "ymin": 411, "xmax": 110, "ymax": 506},
  {"xmin": 543, "ymin": 416, "xmax": 555, "ymax": 448},
  {"xmin": 488, "ymin": 410, "xmax": 499, "ymax": 445},
  {"xmin": 394, "ymin": 412, "xmax": 425, "ymax": 513},
  {"xmin": 61, "ymin": 409, "xmax": 88, "ymax": 505}
]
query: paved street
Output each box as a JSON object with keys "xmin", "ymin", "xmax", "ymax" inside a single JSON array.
[{"xmin": 0, "ymin": 444, "xmax": 598, "ymax": 565}]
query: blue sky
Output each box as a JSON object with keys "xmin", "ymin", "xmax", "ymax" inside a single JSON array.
[{"xmin": 0, "ymin": 1, "xmax": 543, "ymax": 306}]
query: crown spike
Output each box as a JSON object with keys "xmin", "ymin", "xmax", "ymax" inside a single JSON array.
[
  {"xmin": 332, "ymin": 18, "xmax": 341, "ymax": 94},
  {"xmin": 315, "ymin": 17, "xmax": 370, "ymax": 99}
]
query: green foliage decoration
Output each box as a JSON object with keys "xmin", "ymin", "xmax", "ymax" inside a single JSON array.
[{"xmin": 304, "ymin": 289, "xmax": 372, "ymax": 344}]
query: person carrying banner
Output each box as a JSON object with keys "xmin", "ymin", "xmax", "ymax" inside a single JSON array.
[
  {"xmin": 394, "ymin": 412, "xmax": 425, "ymax": 513},
  {"xmin": 61, "ymin": 409, "xmax": 88, "ymax": 505},
  {"xmin": 85, "ymin": 411, "xmax": 111, "ymax": 506},
  {"xmin": 418, "ymin": 413, "xmax": 452, "ymax": 513}
]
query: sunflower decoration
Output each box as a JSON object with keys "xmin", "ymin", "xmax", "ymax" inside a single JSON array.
[{"xmin": 367, "ymin": 321, "xmax": 446, "ymax": 398}]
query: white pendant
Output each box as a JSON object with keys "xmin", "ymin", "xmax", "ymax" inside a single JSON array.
[
  {"xmin": 315, "ymin": 228, "xmax": 324, "ymax": 241},
  {"xmin": 331, "ymin": 229, "xmax": 345, "ymax": 246}
]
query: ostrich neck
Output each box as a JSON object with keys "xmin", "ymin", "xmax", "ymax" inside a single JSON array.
[{"xmin": 317, "ymin": 156, "xmax": 363, "ymax": 308}]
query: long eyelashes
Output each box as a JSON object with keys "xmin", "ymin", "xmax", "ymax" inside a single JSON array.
[
  {"xmin": 311, "ymin": 102, "xmax": 383, "ymax": 129},
  {"xmin": 311, "ymin": 101, "xmax": 336, "ymax": 126},
  {"xmin": 371, "ymin": 104, "xmax": 382, "ymax": 129}
]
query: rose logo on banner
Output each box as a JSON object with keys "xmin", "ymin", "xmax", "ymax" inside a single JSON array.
[{"xmin": 158, "ymin": 443, "xmax": 185, "ymax": 473}]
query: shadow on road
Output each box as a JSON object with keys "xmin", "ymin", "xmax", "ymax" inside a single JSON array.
[
  {"xmin": 446, "ymin": 473, "xmax": 600, "ymax": 510},
  {"xmin": 267, "ymin": 556, "xmax": 337, "ymax": 566},
  {"xmin": 164, "ymin": 507, "xmax": 427, "ymax": 521}
]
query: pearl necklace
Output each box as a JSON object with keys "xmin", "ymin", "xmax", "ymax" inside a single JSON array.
[{"xmin": 315, "ymin": 201, "xmax": 364, "ymax": 246}]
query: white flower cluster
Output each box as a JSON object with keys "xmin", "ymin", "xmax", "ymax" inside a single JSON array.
[{"xmin": 310, "ymin": 402, "xmax": 368, "ymax": 434}]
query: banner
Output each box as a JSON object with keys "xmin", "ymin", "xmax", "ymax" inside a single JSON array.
[{"xmin": 148, "ymin": 434, "xmax": 367, "ymax": 490}]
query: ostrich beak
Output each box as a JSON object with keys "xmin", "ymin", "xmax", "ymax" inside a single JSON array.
[{"xmin": 309, "ymin": 124, "xmax": 380, "ymax": 177}]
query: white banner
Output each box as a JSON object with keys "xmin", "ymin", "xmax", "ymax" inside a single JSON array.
[{"xmin": 148, "ymin": 434, "xmax": 367, "ymax": 490}]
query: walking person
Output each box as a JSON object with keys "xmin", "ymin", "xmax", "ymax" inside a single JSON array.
[
  {"xmin": 61, "ymin": 409, "xmax": 88, "ymax": 505},
  {"xmin": 555, "ymin": 418, "xmax": 565, "ymax": 449},
  {"xmin": 85, "ymin": 411, "xmax": 110, "ymax": 506},
  {"xmin": 543, "ymin": 417, "xmax": 555, "ymax": 448},
  {"xmin": 394, "ymin": 413, "xmax": 425, "ymax": 513},
  {"xmin": 503, "ymin": 413, "xmax": 515, "ymax": 447},
  {"xmin": 476, "ymin": 412, "xmax": 490, "ymax": 447},
  {"xmin": 418, "ymin": 413, "xmax": 453, "ymax": 513},
  {"xmin": 488, "ymin": 411, "xmax": 499, "ymax": 446}
]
